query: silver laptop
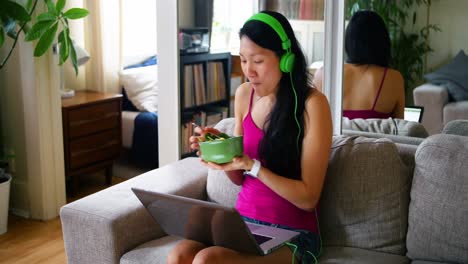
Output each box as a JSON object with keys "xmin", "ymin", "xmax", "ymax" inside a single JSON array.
[
  {"xmin": 132, "ymin": 188, "xmax": 299, "ymax": 255},
  {"xmin": 404, "ymin": 106, "xmax": 424, "ymax": 123}
]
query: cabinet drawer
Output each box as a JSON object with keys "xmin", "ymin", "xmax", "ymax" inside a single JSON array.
[
  {"xmin": 69, "ymin": 130, "xmax": 121, "ymax": 169},
  {"xmin": 67, "ymin": 100, "xmax": 120, "ymax": 138}
]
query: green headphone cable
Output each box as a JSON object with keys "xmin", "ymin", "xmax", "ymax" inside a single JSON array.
[
  {"xmin": 315, "ymin": 208, "xmax": 323, "ymax": 257},
  {"xmin": 289, "ymin": 71, "xmax": 301, "ymax": 152},
  {"xmin": 285, "ymin": 242, "xmax": 298, "ymax": 264}
]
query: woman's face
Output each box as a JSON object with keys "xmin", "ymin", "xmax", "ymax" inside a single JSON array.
[{"xmin": 239, "ymin": 35, "xmax": 282, "ymax": 97}]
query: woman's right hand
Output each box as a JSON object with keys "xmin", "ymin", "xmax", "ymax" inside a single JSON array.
[{"xmin": 189, "ymin": 126, "xmax": 222, "ymax": 156}]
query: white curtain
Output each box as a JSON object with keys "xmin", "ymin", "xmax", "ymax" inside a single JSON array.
[
  {"xmin": 65, "ymin": 0, "xmax": 122, "ymax": 93},
  {"xmin": 83, "ymin": 0, "xmax": 122, "ymax": 93}
]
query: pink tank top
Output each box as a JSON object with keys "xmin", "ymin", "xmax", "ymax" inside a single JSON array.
[
  {"xmin": 235, "ymin": 89, "xmax": 318, "ymax": 233},
  {"xmin": 343, "ymin": 68, "xmax": 393, "ymax": 120}
]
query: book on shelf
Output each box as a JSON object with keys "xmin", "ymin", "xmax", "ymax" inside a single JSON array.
[
  {"xmin": 181, "ymin": 120, "xmax": 193, "ymax": 154},
  {"xmin": 230, "ymin": 75, "xmax": 242, "ymax": 96},
  {"xmin": 180, "ymin": 52, "xmax": 231, "ymax": 156},
  {"xmin": 204, "ymin": 105, "xmax": 228, "ymax": 127},
  {"xmin": 193, "ymin": 63, "xmax": 206, "ymax": 106},
  {"xmin": 184, "ymin": 64, "xmax": 194, "ymax": 108},
  {"xmin": 206, "ymin": 61, "xmax": 227, "ymax": 103}
]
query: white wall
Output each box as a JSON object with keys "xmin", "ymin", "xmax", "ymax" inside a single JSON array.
[
  {"xmin": 413, "ymin": 0, "xmax": 468, "ymax": 71},
  {"xmin": 156, "ymin": 0, "xmax": 181, "ymax": 166},
  {"xmin": 427, "ymin": 0, "xmax": 468, "ymax": 70}
]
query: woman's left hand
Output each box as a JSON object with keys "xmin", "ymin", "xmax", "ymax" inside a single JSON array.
[{"xmin": 201, "ymin": 154, "xmax": 252, "ymax": 172}]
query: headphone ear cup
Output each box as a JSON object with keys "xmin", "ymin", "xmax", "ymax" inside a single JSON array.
[{"xmin": 280, "ymin": 52, "xmax": 295, "ymax": 73}]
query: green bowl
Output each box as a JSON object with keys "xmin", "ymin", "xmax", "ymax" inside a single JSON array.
[{"xmin": 200, "ymin": 136, "xmax": 243, "ymax": 164}]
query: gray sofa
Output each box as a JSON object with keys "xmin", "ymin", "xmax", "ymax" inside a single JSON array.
[
  {"xmin": 413, "ymin": 83, "xmax": 468, "ymax": 135},
  {"xmin": 60, "ymin": 118, "xmax": 468, "ymax": 264}
]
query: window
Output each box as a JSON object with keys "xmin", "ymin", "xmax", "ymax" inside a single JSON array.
[
  {"xmin": 211, "ymin": 0, "xmax": 257, "ymax": 54},
  {"xmin": 121, "ymin": 0, "xmax": 157, "ymax": 66}
]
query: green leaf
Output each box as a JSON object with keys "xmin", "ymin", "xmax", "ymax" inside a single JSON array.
[
  {"xmin": 56, "ymin": 0, "xmax": 66, "ymax": 14},
  {"xmin": 36, "ymin": 12, "xmax": 56, "ymax": 22},
  {"xmin": 68, "ymin": 37, "xmax": 78, "ymax": 75},
  {"xmin": 45, "ymin": 0, "xmax": 56, "ymax": 14},
  {"xmin": 0, "ymin": 26, "xmax": 4, "ymax": 47},
  {"xmin": 22, "ymin": 23, "xmax": 31, "ymax": 34},
  {"xmin": 2, "ymin": 1, "xmax": 31, "ymax": 22},
  {"xmin": 26, "ymin": 0, "xmax": 33, "ymax": 11},
  {"xmin": 58, "ymin": 29, "xmax": 69, "ymax": 65},
  {"xmin": 63, "ymin": 8, "xmax": 89, "ymax": 19},
  {"xmin": 34, "ymin": 22, "xmax": 58, "ymax": 57},
  {"xmin": 25, "ymin": 20, "xmax": 56, "ymax": 41}
]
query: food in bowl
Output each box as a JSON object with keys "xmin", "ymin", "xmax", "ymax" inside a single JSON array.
[{"xmin": 199, "ymin": 133, "xmax": 243, "ymax": 164}]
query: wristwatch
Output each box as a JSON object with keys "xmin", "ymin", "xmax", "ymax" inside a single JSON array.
[{"xmin": 244, "ymin": 159, "xmax": 261, "ymax": 178}]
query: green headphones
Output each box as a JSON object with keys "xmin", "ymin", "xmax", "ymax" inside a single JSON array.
[
  {"xmin": 246, "ymin": 13, "xmax": 296, "ymax": 73},
  {"xmin": 245, "ymin": 12, "xmax": 302, "ymax": 152}
]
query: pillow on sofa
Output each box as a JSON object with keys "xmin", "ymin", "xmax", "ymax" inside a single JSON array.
[
  {"xmin": 119, "ymin": 65, "xmax": 158, "ymax": 112},
  {"xmin": 319, "ymin": 136, "xmax": 412, "ymax": 255},
  {"xmin": 206, "ymin": 118, "xmax": 241, "ymax": 206},
  {"xmin": 425, "ymin": 50, "xmax": 468, "ymax": 101},
  {"xmin": 442, "ymin": 119, "xmax": 468, "ymax": 136},
  {"xmin": 406, "ymin": 134, "xmax": 468, "ymax": 263},
  {"xmin": 342, "ymin": 117, "xmax": 429, "ymax": 138}
]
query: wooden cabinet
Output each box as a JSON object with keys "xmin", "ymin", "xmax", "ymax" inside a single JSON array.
[
  {"xmin": 179, "ymin": 52, "xmax": 232, "ymax": 157},
  {"xmin": 62, "ymin": 91, "xmax": 122, "ymax": 196}
]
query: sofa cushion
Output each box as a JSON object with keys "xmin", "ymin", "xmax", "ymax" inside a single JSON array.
[
  {"xmin": 411, "ymin": 261, "xmax": 452, "ymax": 264},
  {"xmin": 120, "ymin": 235, "xmax": 181, "ymax": 264},
  {"xmin": 319, "ymin": 136, "xmax": 412, "ymax": 255},
  {"xmin": 342, "ymin": 117, "xmax": 429, "ymax": 138},
  {"xmin": 206, "ymin": 118, "xmax": 241, "ymax": 207},
  {"xmin": 442, "ymin": 119, "xmax": 468, "ymax": 136},
  {"xmin": 425, "ymin": 50, "xmax": 468, "ymax": 102},
  {"xmin": 342, "ymin": 129, "xmax": 425, "ymax": 146},
  {"xmin": 320, "ymin": 246, "xmax": 409, "ymax": 264},
  {"xmin": 406, "ymin": 134, "xmax": 468, "ymax": 263},
  {"xmin": 206, "ymin": 169, "xmax": 241, "ymax": 207},
  {"xmin": 443, "ymin": 101, "xmax": 468, "ymax": 125}
]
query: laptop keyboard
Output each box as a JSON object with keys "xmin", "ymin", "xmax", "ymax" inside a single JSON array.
[{"xmin": 252, "ymin": 233, "xmax": 273, "ymax": 244}]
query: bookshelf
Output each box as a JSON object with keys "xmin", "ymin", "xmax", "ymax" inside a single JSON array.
[{"xmin": 180, "ymin": 52, "xmax": 232, "ymax": 157}]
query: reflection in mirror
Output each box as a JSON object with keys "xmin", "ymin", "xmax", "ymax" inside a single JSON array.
[
  {"xmin": 210, "ymin": 0, "xmax": 326, "ymax": 98},
  {"xmin": 336, "ymin": 1, "xmax": 466, "ymax": 140},
  {"xmin": 178, "ymin": 0, "xmax": 328, "ymax": 134}
]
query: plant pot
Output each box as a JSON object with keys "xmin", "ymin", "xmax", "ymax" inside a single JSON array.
[{"xmin": 0, "ymin": 173, "xmax": 11, "ymax": 235}]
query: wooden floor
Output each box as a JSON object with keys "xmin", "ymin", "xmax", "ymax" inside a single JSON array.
[{"xmin": 0, "ymin": 172, "xmax": 126, "ymax": 264}]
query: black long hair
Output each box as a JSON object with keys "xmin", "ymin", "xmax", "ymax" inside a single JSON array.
[
  {"xmin": 239, "ymin": 11, "xmax": 313, "ymax": 180},
  {"xmin": 345, "ymin": 10, "xmax": 391, "ymax": 67}
]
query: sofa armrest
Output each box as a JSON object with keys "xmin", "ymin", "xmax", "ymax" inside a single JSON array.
[
  {"xmin": 60, "ymin": 157, "xmax": 208, "ymax": 264},
  {"xmin": 413, "ymin": 83, "xmax": 449, "ymax": 135}
]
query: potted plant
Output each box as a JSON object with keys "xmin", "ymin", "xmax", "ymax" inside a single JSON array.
[
  {"xmin": 0, "ymin": 0, "xmax": 89, "ymax": 75},
  {"xmin": 0, "ymin": 152, "xmax": 13, "ymax": 234},
  {"xmin": 345, "ymin": 0, "xmax": 440, "ymax": 103}
]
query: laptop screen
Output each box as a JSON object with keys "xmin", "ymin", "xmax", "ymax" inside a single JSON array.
[{"xmin": 404, "ymin": 106, "xmax": 424, "ymax": 123}]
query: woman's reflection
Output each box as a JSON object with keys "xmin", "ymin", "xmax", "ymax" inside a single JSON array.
[{"xmin": 314, "ymin": 10, "xmax": 405, "ymax": 120}]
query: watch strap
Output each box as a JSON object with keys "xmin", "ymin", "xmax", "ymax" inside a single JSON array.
[{"xmin": 245, "ymin": 159, "xmax": 261, "ymax": 178}]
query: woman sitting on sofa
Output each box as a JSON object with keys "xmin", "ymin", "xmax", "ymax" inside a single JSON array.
[
  {"xmin": 314, "ymin": 10, "xmax": 405, "ymax": 120},
  {"xmin": 167, "ymin": 11, "xmax": 332, "ymax": 264}
]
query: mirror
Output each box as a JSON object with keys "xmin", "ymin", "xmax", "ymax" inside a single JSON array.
[
  {"xmin": 177, "ymin": 0, "xmax": 331, "ymax": 151},
  {"xmin": 340, "ymin": 0, "xmax": 467, "ymax": 140}
]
